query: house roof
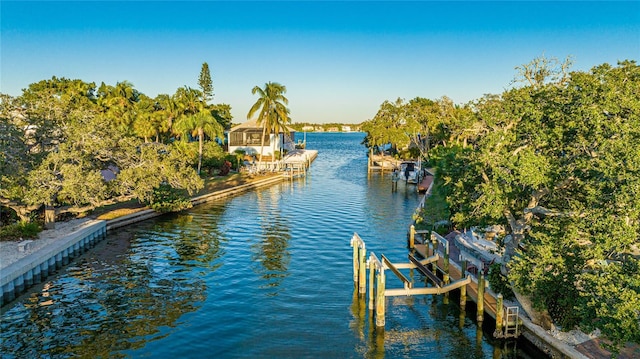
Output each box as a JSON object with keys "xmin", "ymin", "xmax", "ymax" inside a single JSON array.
[{"xmin": 230, "ymin": 119, "xmax": 295, "ymax": 133}]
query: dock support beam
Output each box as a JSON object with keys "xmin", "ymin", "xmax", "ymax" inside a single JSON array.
[
  {"xmin": 375, "ymin": 268, "xmax": 385, "ymax": 327},
  {"xmin": 359, "ymin": 246, "xmax": 367, "ymax": 294},
  {"xmin": 351, "ymin": 233, "xmax": 366, "ymax": 294},
  {"xmin": 368, "ymin": 259, "xmax": 375, "ymax": 310},
  {"xmin": 494, "ymin": 293, "xmax": 504, "ymax": 337},
  {"xmin": 477, "ymin": 272, "xmax": 485, "ymax": 322},
  {"xmin": 409, "ymin": 225, "xmax": 415, "ymax": 249},
  {"xmin": 460, "ymin": 277, "xmax": 467, "ymax": 309}
]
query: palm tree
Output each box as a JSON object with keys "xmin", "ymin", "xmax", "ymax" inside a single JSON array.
[
  {"xmin": 155, "ymin": 93, "xmax": 180, "ymax": 140},
  {"xmin": 247, "ymin": 82, "xmax": 291, "ymax": 165},
  {"xmin": 174, "ymin": 106, "xmax": 224, "ymax": 175},
  {"xmin": 174, "ymin": 86, "xmax": 203, "ymax": 116},
  {"xmin": 97, "ymin": 81, "xmax": 139, "ymax": 133}
]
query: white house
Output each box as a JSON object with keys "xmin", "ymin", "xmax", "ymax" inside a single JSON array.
[{"xmin": 227, "ymin": 120, "xmax": 296, "ymax": 159}]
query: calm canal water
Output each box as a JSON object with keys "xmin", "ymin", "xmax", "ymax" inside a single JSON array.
[{"xmin": 1, "ymin": 132, "xmax": 546, "ymax": 358}]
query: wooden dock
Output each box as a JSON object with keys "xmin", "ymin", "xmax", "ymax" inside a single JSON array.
[
  {"xmin": 355, "ymin": 229, "xmax": 522, "ymax": 341},
  {"xmin": 283, "ymin": 149, "xmax": 318, "ymax": 179},
  {"xmin": 414, "ymin": 242, "xmax": 499, "ymax": 320}
]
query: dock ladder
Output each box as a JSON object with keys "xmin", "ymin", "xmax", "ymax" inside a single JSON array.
[{"xmin": 503, "ymin": 306, "xmax": 520, "ymax": 338}]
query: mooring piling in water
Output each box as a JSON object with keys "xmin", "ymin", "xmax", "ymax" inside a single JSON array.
[
  {"xmin": 351, "ymin": 233, "xmax": 367, "ymax": 295},
  {"xmin": 409, "ymin": 225, "xmax": 415, "ymax": 249},
  {"xmin": 348, "ymin": 230, "xmax": 523, "ymax": 342},
  {"xmin": 350, "ymin": 232, "xmax": 471, "ymax": 328}
]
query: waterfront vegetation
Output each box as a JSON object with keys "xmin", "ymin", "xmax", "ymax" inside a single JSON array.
[
  {"xmin": 0, "ymin": 63, "xmax": 293, "ymax": 236},
  {"xmin": 361, "ymin": 57, "xmax": 640, "ymax": 353}
]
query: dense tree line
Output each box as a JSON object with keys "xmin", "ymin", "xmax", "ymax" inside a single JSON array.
[
  {"xmin": 0, "ymin": 63, "xmax": 233, "ymax": 227},
  {"xmin": 362, "ymin": 58, "xmax": 640, "ymax": 352}
]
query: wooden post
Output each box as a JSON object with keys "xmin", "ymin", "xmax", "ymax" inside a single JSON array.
[
  {"xmin": 359, "ymin": 246, "xmax": 367, "ymax": 294},
  {"xmin": 352, "ymin": 241, "xmax": 359, "ymax": 285},
  {"xmin": 460, "ymin": 276, "xmax": 467, "ymax": 309},
  {"xmin": 494, "ymin": 293, "xmax": 504, "ymax": 338},
  {"xmin": 477, "ymin": 272, "xmax": 485, "ymax": 322},
  {"xmin": 476, "ymin": 325, "xmax": 483, "ymax": 347},
  {"xmin": 461, "ymin": 258, "xmax": 468, "ymax": 276},
  {"xmin": 409, "ymin": 225, "xmax": 415, "ymax": 249},
  {"xmin": 369, "ymin": 257, "xmax": 375, "ymax": 310},
  {"xmin": 431, "ymin": 234, "xmax": 438, "ymax": 273},
  {"xmin": 375, "ymin": 268, "xmax": 386, "ymax": 327},
  {"xmin": 443, "ymin": 243, "xmax": 450, "ymax": 303},
  {"xmin": 443, "ymin": 239, "xmax": 450, "ymax": 285}
]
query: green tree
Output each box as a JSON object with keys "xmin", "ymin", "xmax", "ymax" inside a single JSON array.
[
  {"xmin": 174, "ymin": 107, "xmax": 224, "ymax": 175},
  {"xmin": 247, "ymin": 82, "xmax": 291, "ymax": 164},
  {"xmin": 210, "ymin": 103, "xmax": 233, "ymax": 130},
  {"xmin": 97, "ymin": 81, "xmax": 139, "ymax": 133},
  {"xmin": 430, "ymin": 59, "xmax": 640, "ymax": 350},
  {"xmin": 198, "ymin": 62, "xmax": 213, "ymax": 104},
  {"xmin": 155, "ymin": 93, "xmax": 180, "ymax": 141},
  {"xmin": 116, "ymin": 141, "xmax": 204, "ymax": 204},
  {"xmin": 133, "ymin": 94, "xmax": 165, "ymax": 143},
  {"xmin": 174, "ymin": 86, "xmax": 202, "ymax": 118}
]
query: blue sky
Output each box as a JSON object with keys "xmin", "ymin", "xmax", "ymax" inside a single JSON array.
[{"xmin": 1, "ymin": 1, "xmax": 638, "ymax": 124}]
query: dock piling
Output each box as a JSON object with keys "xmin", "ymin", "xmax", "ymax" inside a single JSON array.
[
  {"xmin": 409, "ymin": 225, "xmax": 415, "ymax": 249},
  {"xmin": 460, "ymin": 277, "xmax": 467, "ymax": 309},
  {"xmin": 375, "ymin": 268, "xmax": 385, "ymax": 327},
  {"xmin": 494, "ymin": 294, "xmax": 504, "ymax": 338},
  {"xmin": 359, "ymin": 246, "xmax": 367, "ymax": 294},
  {"xmin": 477, "ymin": 272, "xmax": 485, "ymax": 322}
]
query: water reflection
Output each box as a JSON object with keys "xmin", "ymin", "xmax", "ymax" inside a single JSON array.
[
  {"xmin": 350, "ymin": 288, "xmax": 385, "ymax": 359},
  {"xmin": 250, "ymin": 190, "xmax": 291, "ymax": 294}
]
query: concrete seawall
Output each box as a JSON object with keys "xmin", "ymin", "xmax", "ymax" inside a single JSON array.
[{"xmin": 0, "ymin": 221, "xmax": 107, "ymax": 306}]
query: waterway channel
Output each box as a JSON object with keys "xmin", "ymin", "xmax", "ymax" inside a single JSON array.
[{"xmin": 0, "ymin": 132, "xmax": 547, "ymax": 358}]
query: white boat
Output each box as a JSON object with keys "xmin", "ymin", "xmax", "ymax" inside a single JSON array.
[{"xmin": 397, "ymin": 161, "xmax": 421, "ymax": 184}]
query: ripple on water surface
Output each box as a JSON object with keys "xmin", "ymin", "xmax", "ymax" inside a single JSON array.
[{"xmin": 0, "ymin": 133, "xmax": 547, "ymax": 358}]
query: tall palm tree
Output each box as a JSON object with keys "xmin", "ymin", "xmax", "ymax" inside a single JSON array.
[
  {"xmin": 175, "ymin": 106, "xmax": 224, "ymax": 175},
  {"xmin": 155, "ymin": 93, "xmax": 180, "ymax": 140},
  {"xmin": 247, "ymin": 82, "xmax": 291, "ymax": 165}
]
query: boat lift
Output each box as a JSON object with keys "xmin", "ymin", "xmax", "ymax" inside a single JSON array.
[
  {"xmin": 351, "ymin": 232, "xmax": 520, "ymax": 338},
  {"xmin": 351, "ymin": 232, "xmax": 471, "ymax": 327}
]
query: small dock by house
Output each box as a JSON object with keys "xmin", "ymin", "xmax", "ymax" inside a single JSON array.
[
  {"xmin": 367, "ymin": 153, "xmax": 401, "ymax": 173},
  {"xmin": 283, "ymin": 149, "xmax": 318, "ymax": 179}
]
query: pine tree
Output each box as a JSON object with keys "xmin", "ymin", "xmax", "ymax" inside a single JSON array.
[{"xmin": 198, "ymin": 62, "xmax": 213, "ymax": 104}]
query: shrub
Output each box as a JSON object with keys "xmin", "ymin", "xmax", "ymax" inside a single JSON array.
[
  {"xmin": 488, "ymin": 263, "xmax": 515, "ymax": 300},
  {"xmin": 0, "ymin": 220, "xmax": 42, "ymax": 241},
  {"xmin": 219, "ymin": 160, "xmax": 232, "ymax": 176},
  {"xmin": 149, "ymin": 184, "xmax": 193, "ymax": 213}
]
